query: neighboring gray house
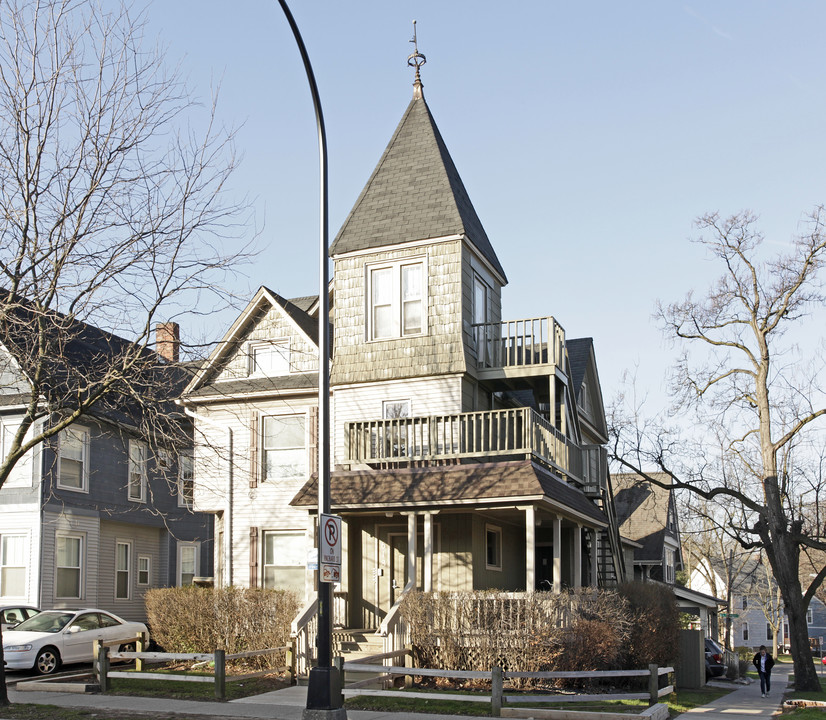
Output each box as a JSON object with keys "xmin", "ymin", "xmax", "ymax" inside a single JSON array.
[
  {"xmin": 0, "ymin": 318, "xmax": 212, "ymax": 622},
  {"xmin": 691, "ymin": 556, "xmax": 826, "ymax": 653}
]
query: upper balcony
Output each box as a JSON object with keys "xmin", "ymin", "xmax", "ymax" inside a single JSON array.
[
  {"xmin": 343, "ymin": 407, "xmax": 607, "ymax": 492},
  {"xmin": 471, "ymin": 316, "xmax": 566, "ymax": 379}
]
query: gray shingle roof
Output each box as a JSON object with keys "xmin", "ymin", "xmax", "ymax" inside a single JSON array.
[
  {"xmin": 330, "ymin": 93, "xmax": 507, "ymax": 282},
  {"xmin": 567, "ymin": 337, "xmax": 593, "ymax": 396},
  {"xmin": 291, "ymin": 459, "xmax": 605, "ymax": 524},
  {"xmin": 612, "ymin": 472, "xmax": 674, "ymax": 562}
]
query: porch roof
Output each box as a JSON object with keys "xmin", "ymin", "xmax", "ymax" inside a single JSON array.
[{"xmin": 290, "ymin": 459, "xmax": 607, "ymax": 525}]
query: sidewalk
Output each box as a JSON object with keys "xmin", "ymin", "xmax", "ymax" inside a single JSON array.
[
  {"xmin": 681, "ymin": 661, "xmax": 794, "ymax": 719},
  {"xmin": 2, "ymin": 662, "xmax": 795, "ymax": 720}
]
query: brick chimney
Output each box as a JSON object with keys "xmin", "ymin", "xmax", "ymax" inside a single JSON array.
[{"xmin": 156, "ymin": 322, "xmax": 180, "ymax": 362}]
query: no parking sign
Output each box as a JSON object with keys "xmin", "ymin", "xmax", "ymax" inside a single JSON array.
[{"xmin": 320, "ymin": 513, "xmax": 341, "ymax": 583}]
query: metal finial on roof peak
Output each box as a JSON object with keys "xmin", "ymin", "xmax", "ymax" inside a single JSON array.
[{"xmin": 407, "ymin": 20, "xmax": 426, "ymax": 99}]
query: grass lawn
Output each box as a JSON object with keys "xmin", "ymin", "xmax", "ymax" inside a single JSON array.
[
  {"xmin": 344, "ymin": 684, "xmax": 734, "ymax": 718},
  {"xmin": 783, "ymin": 674, "xmax": 826, "ymax": 718}
]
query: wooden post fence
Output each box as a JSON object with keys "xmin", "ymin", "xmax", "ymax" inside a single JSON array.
[
  {"xmin": 214, "ymin": 649, "xmax": 226, "ymax": 701},
  {"xmin": 491, "ymin": 666, "xmax": 504, "ymax": 717},
  {"xmin": 648, "ymin": 663, "xmax": 658, "ymax": 706}
]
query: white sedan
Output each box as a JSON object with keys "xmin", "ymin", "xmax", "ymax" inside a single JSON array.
[{"xmin": 3, "ymin": 608, "xmax": 148, "ymax": 675}]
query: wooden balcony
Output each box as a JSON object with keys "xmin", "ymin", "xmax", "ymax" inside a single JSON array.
[
  {"xmin": 344, "ymin": 407, "xmax": 586, "ymax": 482},
  {"xmin": 471, "ymin": 316, "xmax": 566, "ymax": 375}
]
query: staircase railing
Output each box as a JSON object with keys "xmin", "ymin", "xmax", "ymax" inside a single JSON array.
[
  {"xmin": 602, "ymin": 472, "xmax": 626, "ymax": 585},
  {"xmin": 290, "ymin": 597, "xmax": 318, "ymax": 677},
  {"xmin": 377, "ymin": 578, "xmax": 415, "ymax": 658}
]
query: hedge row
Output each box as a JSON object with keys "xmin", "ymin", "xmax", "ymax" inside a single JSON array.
[{"xmin": 145, "ymin": 586, "xmax": 299, "ymax": 669}]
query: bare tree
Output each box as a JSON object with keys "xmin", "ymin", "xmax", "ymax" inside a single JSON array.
[
  {"xmin": 611, "ymin": 209, "xmax": 826, "ymax": 691},
  {"xmin": 0, "ymin": 0, "xmax": 249, "ymax": 702},
  {"xmin": 680, "ymin": 499, "xmax": 754, "ymax": 648}
]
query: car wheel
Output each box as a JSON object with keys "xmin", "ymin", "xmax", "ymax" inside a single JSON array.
[
  {"xmin": 118, "ymin": 642, "xmax": 136, "ymax": 663},
  {"xmin": 34, "ymin": 646, "xmax": 61, "ymax": 675}
]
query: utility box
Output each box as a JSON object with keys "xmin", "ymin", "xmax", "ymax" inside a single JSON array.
[{"xmin": 676, "ymin": 629, "xmax": 705, "ymax": 689}]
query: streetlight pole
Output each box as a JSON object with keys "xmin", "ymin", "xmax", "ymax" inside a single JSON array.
[{"xmin": 273, "ymin": 2, "xmax": 343, "ymax": 716}]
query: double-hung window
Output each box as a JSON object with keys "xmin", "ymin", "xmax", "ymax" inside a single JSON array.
[
  {"xmin": 178, "ymin": 452, "xmax": 194, "ymax": 509},
  {"xmin": 368, "ymin": 259, "xmax": 425, "ymax": 340},
  {"xmin": 262, "ymin": 531, "xmax": 305, "ymax": 593},
  {"xmin": 178, "ymin": 543, "xmax": 198, "ymax": 586},
  {"xmin": 249, "ymin": 340, "xmax": 290, "ymax": 376},
  {"xmin": 128, "ymin": 440, "xmax": 147, "ymax": 502},
  {"xmin": 0, "ymin": 534, "xmax": 26, "ymax": 597},
  {"xmin": 115, "ymin": 541, "xmax": 131, "ymax": 600},
  {"xmin": 262, "ymin": 415, "xmax": 306, "ymax": 481},
  {"xmin": 58, "ymin": 426, "xmax": 89, "ymax": 491},
  {"xmin": 56, "ymin": 535, "xmax": 82, "ymax": 599},
  {"xmin": 137, "ymin": 555, "xmax": 151, "ymax": 586}
]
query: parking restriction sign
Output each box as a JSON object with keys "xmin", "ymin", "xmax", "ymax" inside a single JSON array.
[{"xmin": 320, "ymin": 514, "xmax": 342, "ymax": 582}]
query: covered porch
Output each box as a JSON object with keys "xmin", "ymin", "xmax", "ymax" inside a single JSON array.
[{"xmin": 291, "ymin": 458, "xmax": 609, "ymax": 631}]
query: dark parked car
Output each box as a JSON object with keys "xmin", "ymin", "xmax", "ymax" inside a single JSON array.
[{"xmin": 705, "ymin": 637, "xmax": 726, "ymax": 679}]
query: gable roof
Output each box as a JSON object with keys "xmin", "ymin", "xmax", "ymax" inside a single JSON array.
[
  {"xmin": 291, "ymin": 459, "xmax": 606, "ymax": 525},
  {"xmin": 183, "ymin": 286, "xmax": 320, "ymax": 397},
  {"xmin": 330, "ymin": 92, "xmax": 507, "ymax": 283},
  {"xmin": 612, "ymin": 472, "xmax": 677, "ymax": 563},
  {"xmin": 567, "ymin": 338, "xmax": 593, "ymax": 395},
  {"xmin": 0, "ymin": 295, "xmax": 191, "ymax": 431}
]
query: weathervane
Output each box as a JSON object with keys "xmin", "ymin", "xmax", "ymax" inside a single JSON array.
[{"xmin": 408, "ymin": 20, "xmax": 426, "ymax": 96}]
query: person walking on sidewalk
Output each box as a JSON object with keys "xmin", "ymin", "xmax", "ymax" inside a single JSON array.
[{"xmin": 753, "ymin": 645, "xmax": 775, "ymax": 698}]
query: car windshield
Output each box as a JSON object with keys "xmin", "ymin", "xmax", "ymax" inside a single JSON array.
[{"xmin": 12, "ymin": 611, "xmax": 74, "ymax": 633}]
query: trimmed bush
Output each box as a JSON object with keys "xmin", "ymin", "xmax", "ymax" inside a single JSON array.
[
  {"xmin": 145, "ymin": 586, "xmax": 299, "ymax": 669},
  {"xmin": 617, "ymin": 581, "xmax": 680, "ymax": 668}
]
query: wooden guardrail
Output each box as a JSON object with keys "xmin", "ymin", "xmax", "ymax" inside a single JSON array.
[
  {"xmin": 340, "ymin": 658, "xmax": 674, "ymax": 717},
  {"xmin": 94, "ymin": 636, "xmax": 294, "ymax": 701}
]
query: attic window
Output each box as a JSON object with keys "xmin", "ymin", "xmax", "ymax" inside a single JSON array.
[
  {"xmin": 249, "ymin": 340, "xmax": 290, "ymax": 376},
  {"xmin": 578, "ymin": 382, "xmax": 590, "ymax": 414},
  {"xmin": 367, "ymin": 259, "xmax": 426, "ymax": 340}
]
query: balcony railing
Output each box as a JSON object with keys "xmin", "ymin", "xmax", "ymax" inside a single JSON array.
[
  {"xmin": 344, "ymin": 407, "xmax": 584, "ymax": 481},
  {"xmin": 471, "ymin": 316, "xmax": 566, "ymax": 370}
]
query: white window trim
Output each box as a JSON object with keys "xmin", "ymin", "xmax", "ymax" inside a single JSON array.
[
  {"xmin": 177, "ymin": 452, "xmax": 194, "ymax": 509},
  {"xmin": 57, "ymin": 425, "xmax": 90, "ymax": 493},
  {"xmin": 366, "ymin": 257, "xmax": 428, "ymax": 341},
  {"xmin": 485, "ymin": 523, "xmax": 502, "ymax": 572},
  {"xmin": 177, "ymin": 542, "xmax": 199, "ymax": 586},
  {"xmin": 128, "ymin": 439, "xmax": 147, "ymax": 503},
  {"xmin": 0, "ymin": 533, "xmax": 27, "ymax": 598},
  {"xmin": 248, "ymin": 339, "xmax": 291, "ymax": 377},
  {"xmin": 137, "ymin": 554, "xmax": 151, "ymax": 586},
  {"xmin": 115, "ymin": 540, "xmax": 132, "ymax": 600},
  {"xmin": 808, "ymin": 608, "xmax": 814, "ymax": 625},
  {"xmin": 55, "ymin": 533, "xmax": 83, "ymax": 600},
  {"xmin": 262, "ymin": 529, "xmax": 306, "ymax": 590},
  {"xmin": 261, "ymin": 413, "xmax": 308, "ymax": 482},
  {"xmin": 382, "ymin": 399, "xmax": 411, "ymax": 419}
]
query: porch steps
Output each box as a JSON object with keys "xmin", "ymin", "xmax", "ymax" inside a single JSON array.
[{"xmin": 333, "ymin": 629, "xmax": 390, "ymax": 689}]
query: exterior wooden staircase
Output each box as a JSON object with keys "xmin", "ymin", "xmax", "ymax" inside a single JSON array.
[{"xmin": 333, "ymin": 628, "xmax": 390, "ymax": 689}]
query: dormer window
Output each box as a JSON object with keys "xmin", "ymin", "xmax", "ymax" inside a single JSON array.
[
  {"xmin": 368, "ymin": 259, "xmax": 426, "ymax": 340},
  {"xmin": 249, "ymin": 340, "xmax": 290, "ymax": 376}
]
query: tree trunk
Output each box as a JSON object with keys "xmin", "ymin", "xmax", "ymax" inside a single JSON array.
[{"xmin": 786, "ymin": 592, "xmax": 820, "ymax": 690}]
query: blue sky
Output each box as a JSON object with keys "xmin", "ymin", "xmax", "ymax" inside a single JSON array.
[{"xmin": 144, "ymin": 1, "xmax": 826, "ymax": 410}]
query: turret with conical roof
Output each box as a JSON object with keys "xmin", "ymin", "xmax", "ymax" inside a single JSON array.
[{"xmin": 330, "ymin": 49, "xmax": 507, "ymax": 388}]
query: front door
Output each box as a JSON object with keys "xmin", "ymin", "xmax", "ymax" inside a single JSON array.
[{"xmin": 377, "ymin": 529, "xmax": 425, "ymax": 620}]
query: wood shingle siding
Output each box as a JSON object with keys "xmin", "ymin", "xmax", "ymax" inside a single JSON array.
[{"xmin": 331, "ymin": 242, "xmax": 467, "ymax": 386}]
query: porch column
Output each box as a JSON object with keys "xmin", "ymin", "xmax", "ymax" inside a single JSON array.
[
  {"xmin": 573, "ymin": 524, "xmax": 582, "ymax": 589},
  {"xmin": 553, "ymin": 515, "xmax": 562, "ymax": 593},
  {"xmin": 590, "ymin": 528, "xmax": 599, "ymax": 587},
  {"xmin": 407, "ymin": 512, "xmax": 417, "ymax": 588},
  {"xmin": 423, "ymin": 512, "xmax": 434, "ymax": 591},
  {"xmin": 525, "ymin": 506, "xmax": 536, "ymax": 591}
]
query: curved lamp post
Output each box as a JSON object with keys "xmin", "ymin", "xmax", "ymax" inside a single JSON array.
[{"xmin": 273, "ymin": 2, "xmax": 342, "ymax": 716}]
